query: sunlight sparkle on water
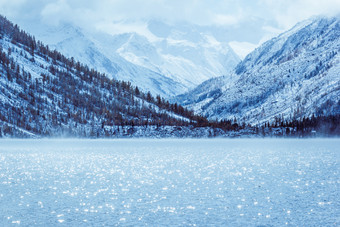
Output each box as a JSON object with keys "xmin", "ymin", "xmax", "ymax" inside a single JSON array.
[{"xmin": 0, "ymin": 139, "xmax": 339, "ymax": 226}]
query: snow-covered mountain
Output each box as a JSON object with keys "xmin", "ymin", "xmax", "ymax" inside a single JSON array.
[
  {"xmin": 19, "ymin": 20, "xmax": 240, "ymax": 97},
  {"xmin": 122, "ymin": 20, "xmax": 240, "ymax": 88},
  {"xmin": 177, "ymin": 16, "xmax": 340, "ymax": 125},
  {"xmin": 0, "ymin": 15, "xmax": 210, "ymax": 137},
  {"xmin": 20, "ymin": 23, "xmax": 185, "ymax": 98}
]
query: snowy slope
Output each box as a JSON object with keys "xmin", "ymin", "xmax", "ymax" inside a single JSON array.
[
  {"xmin": 0, "ymin": 35, "xmax": 187, "ymax": 121},
  {"xmin": 1, "ymin": 15, "xmax": 210, "ymax": 137},
  {"xmin": 177, "ymin": 16, "xmax": 340, "ymax": 125},
  {"xmin": 117, "ymin": 20, "xmax": 240, "ymax": 88},
  {"xmin": 21, "ymin": 23, "xmax": 185, "ymax": 98},
  {"xmin": 17, "ymin": 20, "xmax": 240, "ymax": 97}
]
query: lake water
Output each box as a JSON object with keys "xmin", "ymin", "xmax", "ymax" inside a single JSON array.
[{"xmin": 0, "ymin": 139, "xmax": 339, "ymax": 226}]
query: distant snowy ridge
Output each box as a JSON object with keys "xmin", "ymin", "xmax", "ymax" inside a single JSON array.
[
  {"xmin": 177, "ymin": 16, "xmax": 340, "ymax": 125},
  {"xmin": 21, "ymin": 20, "xmax": 240, "ymax": 97},
  {"xmin": 26, "ymin": 23, "xmax": 185, "ymax": 98}
]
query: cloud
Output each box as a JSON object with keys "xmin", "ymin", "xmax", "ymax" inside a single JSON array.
[
  {"xmin": 258, "ymin": 0, "xmax": 340, "ymax": 29},
  {"xmin": 1, "ymin": 0, "xmax": 245, "ymax": 27},
  {"xmin": 229, "ymin": 41, "xmax": 258, "ymax": 59},
  {"xmin": 2, "ymin": 0, "xmax": 340, "ymax": 28},
  {"xmin": 40, "ymin": 0, "xmax": 72, "ymax": 26},
  {"xmin": 0, "ymin": 0, "xmax": 28, "ymax": 17},
  {"xmin": 1, "ymin": 0, "xmax": 340, "ymax": 45},
  {"xmin": 212, "ymin": 14, "xmax": 242, "ymax": 26}
]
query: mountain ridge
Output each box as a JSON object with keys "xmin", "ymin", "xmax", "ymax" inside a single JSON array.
[
  {"xmin": 177, "ymin": 16, "xmax": 340, "ymax": 125},
  {"xmin": 16, "ymin": 19, "xmax": 240, "ymax": 97},
  {"xmin": 0, "ymin": 15, "xmax": 215, "ymax": 137},
  {"xmin": 0, "ymin": 15, "xmax": 339, "ymax": 137}
]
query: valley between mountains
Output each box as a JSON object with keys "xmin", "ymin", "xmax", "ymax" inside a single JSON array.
[{"xmin": 0, "ymin": 15, "xmax": 339, "ymax": 137}]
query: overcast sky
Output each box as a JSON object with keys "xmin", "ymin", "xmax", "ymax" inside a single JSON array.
[{"xmin": 1, "ymin": 0, "xmax": 340, "ymax": 57}]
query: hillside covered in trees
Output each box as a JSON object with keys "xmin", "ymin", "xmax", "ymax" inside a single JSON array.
[
  {"xmin": 0, "ymin": 15, "xmax": 219, "ymax": 137},
  {"xmin": 0, "ymin": 15, "xmax": 339, "ymax": 138}
]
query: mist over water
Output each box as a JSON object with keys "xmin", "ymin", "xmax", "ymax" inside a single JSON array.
[{"xmin": 0, "ymin": 139, "xmax": 339, "ymax": 226}]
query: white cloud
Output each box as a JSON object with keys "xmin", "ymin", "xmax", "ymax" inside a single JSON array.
[
  {"xmin": 0, "ymin": 0, "xmax": 27, "ymax": 17},
  {"xmin": 212, "ymin": 14, "xmax": 242, "ymax": 26},
  {"xmin": 95, "ymin": 21, "xmax": 160, "ymax": 42},
  {"xmin": 40, "ymin": 0, "xmax": 72, "ymax": 26},
  {"xmin": 229, "ymin": 41, "xmax": 258, "ymax": 59},
  {"xmin": 258, "ymin": 0, "xmax": 340, "ymax": 29},
  {"xmin": 1, "ymin": 0, "xmax": 340, "ymax": 46},
  {"xmin": 2, "ymin": 0, "xmax": 340, "ymax": 27}
]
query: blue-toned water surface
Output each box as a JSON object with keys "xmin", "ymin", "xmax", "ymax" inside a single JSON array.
[{"xmin": 0, "ymin": 139, "xmax": 339, "ymax": 226}]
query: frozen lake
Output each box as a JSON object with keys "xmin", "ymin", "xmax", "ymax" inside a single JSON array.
[{"xmin": 0, "ymin": 139, "xmax": 339, "ymax": 226}]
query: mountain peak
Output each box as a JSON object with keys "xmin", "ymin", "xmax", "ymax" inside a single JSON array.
[
  {"xmin": 12, "ymin": 18, "xmax": 240, "ymax": 97},
  {"xmin": 178, "ymin": 16, "xmax": 340, "ymax": 125},
  {"xmin": 0, "ymin": 14, "xmax": 210, "ymax": 137}
]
